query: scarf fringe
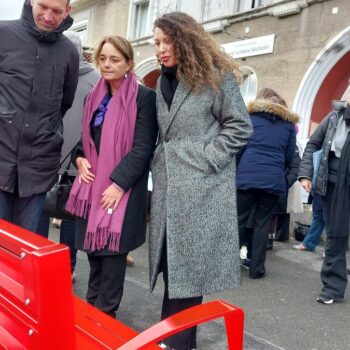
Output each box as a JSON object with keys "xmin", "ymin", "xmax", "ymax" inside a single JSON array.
[
  {"xmin": 84, "ymin": 228, "xmax": 122, "ymax": 252},
  {"xmin": 66, "ymin": 195, "xmax": 91, "ymax": 219}
]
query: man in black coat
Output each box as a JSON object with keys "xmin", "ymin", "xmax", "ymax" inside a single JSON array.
[
  {"xmin": 299, "ymin": 100, "xmax": 350, "ymax": 304},
  {"xmin": 0, "ymin": 0, "xmax": 79, "ymax": 232}
]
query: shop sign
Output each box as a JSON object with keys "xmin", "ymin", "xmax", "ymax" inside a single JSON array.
[{"xmin": 222, "ymin": 34, "xmax": 275, "ymax": 59}]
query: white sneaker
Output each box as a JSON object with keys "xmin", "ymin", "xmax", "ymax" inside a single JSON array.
[{"xmin": 240, "ymin": 245, "xmax": 247, "ymax": 260}]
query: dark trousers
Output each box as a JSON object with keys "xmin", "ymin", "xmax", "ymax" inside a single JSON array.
[
  {"xmin": 36, "ymin": 212, "xmax": 77, "ymax": 272},
  {"xmin": 237, "ymin": 189, "xmax": 279, "ymax": 278},
  {"xmin": 160, "ymin": 243, "xmax": 203, "ymax": 350},
  {"xmin": 273, "ymin": 213, "xmax": 290, "ymax": 242},
  {"xmin": 87, "ymin": 253, "xmax": 127, "ymax": 318},
  {"xmin": 0, "ymin": 189, "xmax": 46, "ymax": 232},
  {"xmin": 320, "ymin": 184, "xmax": 348, "ymax": 298}
]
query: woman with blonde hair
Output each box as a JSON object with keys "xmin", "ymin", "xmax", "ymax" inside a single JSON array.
[
  {"xmin": 66, "ymin": 35, "xmax": 157, "ymax": 317},
  {"xmin": 149, "ymin": 12, "xmax": 252, "ymax": 349}
]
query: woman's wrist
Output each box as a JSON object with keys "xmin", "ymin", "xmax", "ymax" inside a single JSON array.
[{"xmin": 112, "ymin": 182, "xmax": 125, "ymax": 193}]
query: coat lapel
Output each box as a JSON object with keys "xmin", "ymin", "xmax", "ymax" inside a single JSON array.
[{"xmin": 162, "ymin": 79, "xmax": 192, "ymax": 137}]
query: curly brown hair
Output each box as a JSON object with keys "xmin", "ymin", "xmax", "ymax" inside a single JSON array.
[{"xmin": 154, "ymin": 12, "xmax": 241, "ymax": 92}]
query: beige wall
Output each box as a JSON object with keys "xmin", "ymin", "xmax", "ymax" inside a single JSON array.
[
  {"xmin": 71, "ymin": 0, "xmax": 350, "ymax": 108},
  {"xmin": 211, "ymin": 0, "xmax": 350, "ymax": 107},
  {"xmin": 132, "ymin": 0, "xmax": 349, "ymax": 107},
  {"xmin": 71, "ymin": 0, "xmax": 130, "ymax": 48}
]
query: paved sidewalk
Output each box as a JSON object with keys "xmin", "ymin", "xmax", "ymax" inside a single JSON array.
[{"xmin": 50, "ymin": 226, "xmax": 350, "ymax": 350}]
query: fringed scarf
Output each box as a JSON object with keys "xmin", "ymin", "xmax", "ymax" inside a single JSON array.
[{"xmin": 66, "ymin": 74, "xmax": 138, "ymax": 252}]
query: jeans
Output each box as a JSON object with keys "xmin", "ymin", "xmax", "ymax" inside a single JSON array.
[
  {"xmin": 0, "ymin": 190, "xmax": 46, "ymax": 232},
  {"xmin": 36, "ymin": 211, "xmax": 77, "ymax": 272},
  {"xmin": 302, "ymin": 209, "xmax": 325, "ymax": 251}
]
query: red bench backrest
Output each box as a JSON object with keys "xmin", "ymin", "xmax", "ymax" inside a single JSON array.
[{"xmin": 0, "ymin": 219, "xmax": 76, "ymax": 350}]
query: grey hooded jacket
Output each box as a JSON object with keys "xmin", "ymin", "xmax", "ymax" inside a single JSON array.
[
  {"xmin": 60, "ymin": 59, "xmax": 100, "ymax": 175},
  {"xmin": 298, "ymin": 101, "xmax": 348, "ymax": 196}
]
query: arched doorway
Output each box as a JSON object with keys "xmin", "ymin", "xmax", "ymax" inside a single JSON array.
[
  {"xmin": 293, "ymin": 26, "xmax": 350, "ymax": 140},
  {"xmin": 135, "ymin": 57, "xmax": 160, "ymax": 90}
]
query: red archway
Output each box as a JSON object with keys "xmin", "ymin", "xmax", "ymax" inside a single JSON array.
[
  {"xmin": 309, "ymin": 51, "xmax": 350, "ymax": 134},
  {"xmin": 143, "ymin": 69, "xmax": 161, "ymax": 90}
]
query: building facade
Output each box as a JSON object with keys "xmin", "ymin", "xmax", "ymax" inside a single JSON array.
[{"xmin": 71, "ymin": 0, "xmax": 350, "ymax": 141}]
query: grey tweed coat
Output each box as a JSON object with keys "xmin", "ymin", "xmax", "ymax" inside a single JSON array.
[{"xmin": 149, "ymin": 73, "xmax": 253, "ymax": 299}]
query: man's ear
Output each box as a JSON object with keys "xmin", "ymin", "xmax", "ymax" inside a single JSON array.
[{"xmin": 64, "ymin": 5, "xmax": 72, "ymax": 18}]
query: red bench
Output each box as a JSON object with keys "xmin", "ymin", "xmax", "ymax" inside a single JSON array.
[{"xmin": 0, "ymin": 219, "xmax": 244, "ymax": 349}]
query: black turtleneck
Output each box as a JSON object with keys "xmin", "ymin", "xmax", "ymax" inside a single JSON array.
[{"xmin": 160, "ymin": 65, "xmax": 178, "ymax": 110}]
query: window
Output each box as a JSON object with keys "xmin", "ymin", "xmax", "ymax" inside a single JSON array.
[
  {"xmin": 202, "ymin": 0, "xmax": 236, "ymax": 21},
  {"xmin": 132, "ymin": 0, "xmax": 150, "ymax": 40},
  {"xmin": 238, "ymin": 0, "xmax": 270, "ymax": 12},
  {"xmin": 240, "ymin": 66, "xmax": 258, "ymax": 103}
]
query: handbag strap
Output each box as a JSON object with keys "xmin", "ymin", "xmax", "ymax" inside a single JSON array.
[{"xmin": 60, "ymin": 144, "xmax": 78, "ymax": 169}]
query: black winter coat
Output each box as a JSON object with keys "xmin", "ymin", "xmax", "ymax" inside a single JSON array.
[
  {"xmin": 75, "ymin": 85, "xmax": 158, "ymax": 255},
  {"xmin": 0, "ymin": 2, "xmax": 79, "ymax": 197},
  {"xmin": 237, "ymin": 100, "xmax": 299, "ymax": 196}
]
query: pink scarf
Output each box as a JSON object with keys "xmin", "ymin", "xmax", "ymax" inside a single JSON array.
[{"xmin": 66, "ymin": 74, "xmax": 138, "ymax": 252}]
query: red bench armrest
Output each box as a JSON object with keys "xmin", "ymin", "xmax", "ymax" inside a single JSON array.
[{"xmin": 117, "ymin": 300, "xmax": 244, "ymax": 350}]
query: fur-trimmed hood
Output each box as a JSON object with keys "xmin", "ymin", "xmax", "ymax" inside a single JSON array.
[{"xmin": 247, "ymin": 100, "xmax": 300, "ymax": 124}]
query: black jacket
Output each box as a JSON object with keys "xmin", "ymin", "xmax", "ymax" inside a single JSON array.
[
  {"xmin": 0, "ymin": 1, "xmax": 79, "ymax": 197},
  {"xmin": 298, "ymin": 101, "xmax": 347, "ymax": 196},
  {"xmin": 75, "ymin": 85, "xmax": 158, "ymax": 254}
]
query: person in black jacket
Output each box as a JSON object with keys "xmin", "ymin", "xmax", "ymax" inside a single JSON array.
[
  {"xmin": 237, "ymin": 88, "xmax": 299, "ymax": 279},
  {"xmin": 299, "ymin": 100, "xmax": 350, "ymax": 304},
  {"xmin": 66, "ymin": 36, "xmax": 158, "ymax": 317},
  {"xmin": 0, "ymin": 0, "xmax": 79, "ymax": 232}
]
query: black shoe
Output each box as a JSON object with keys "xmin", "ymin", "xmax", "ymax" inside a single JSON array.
[
  {"xmin": 249, "ymin": 271, "xmax": 265, "ymax": 279},
  {"xmin": 316, "ymin": 294, "xmax": 344, "ymax": 305},
  {"xmin": 240, "ymin": 258, "xmax": 251, "ymax": 270},
  {"xmin": 158, "ymin": 342, "xmax": 175, "ymax": 350}
]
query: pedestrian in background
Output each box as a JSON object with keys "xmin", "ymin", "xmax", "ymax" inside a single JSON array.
[
  {"xmin": 299, "ymin": 99, "xmax": 350, "ymax": 305},
  {"xmin": 237, "ymin": 88, "xmax": 299, "ymax": 279},
  {"xmin": 149, "ymin": 12, "xmax": 252, "ymax": 350},
  {"xmin": 36, "ymin": 30, "xmax": 100, "ymax": 276},
  {"xmin": 0, "ymin": 0, "xmax": 79, "ymax": 232},
  {"xmin": 293, "ymin": 194, "xmax": 325, "ymax": 252},
  {"xmin": 66, "ymin": 35, "xmax": 158, "ymax": 317},
  {"xmin": 268, "ymin": 140, "xmax": 303, "ymax": 248}
]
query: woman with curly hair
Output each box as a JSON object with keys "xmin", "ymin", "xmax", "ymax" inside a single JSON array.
[{"xmin": 149, "ymin": 12, "xmax": 252, "ymax": 349}]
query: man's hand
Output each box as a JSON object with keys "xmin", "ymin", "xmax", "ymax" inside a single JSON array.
[
  {"xmin": 300, "ymin": 178, "xmax": 312, "ymax": 193},
  {"xmin": 101, "ymin": 184, "xmax": 124, "ymax": 210},
  {"xmin": 76, "ymin": 157, "xmax": 95, "ymax": 184}
]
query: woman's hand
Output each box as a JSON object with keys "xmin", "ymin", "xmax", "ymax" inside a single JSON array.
[
  {"xmin": 76, "ymin": 157, "xmax": 95, "ymax": 184},
  {"xmin": 300, "ymin": 178, "xmax": 312, "ymax": 193},
  {"xmin": 101, "ymin": 184, "xmax": 124, "ymax": 211}
]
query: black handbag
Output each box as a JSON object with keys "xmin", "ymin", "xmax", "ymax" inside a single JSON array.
[
  {"xmin": 43, "ymin": 150, "xmax": 75, "ymax": 222},
  {"xmin": 293, "ymin": 222, "xmax": 310, "ymax": 242}
]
